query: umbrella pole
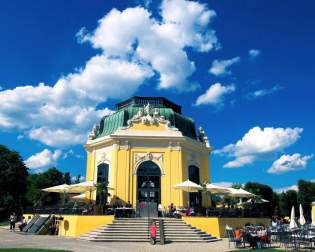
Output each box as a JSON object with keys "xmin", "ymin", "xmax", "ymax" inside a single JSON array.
[{"xmin": 89, "ymin": 187, "xmax": 92, "ymax": 204}]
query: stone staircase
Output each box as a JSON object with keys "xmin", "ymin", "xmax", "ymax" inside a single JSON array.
[{"xmin": 80, "ymin": 218, "xmax": 220, "ymax": 243}]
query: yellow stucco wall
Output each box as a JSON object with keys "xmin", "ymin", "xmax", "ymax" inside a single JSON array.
[
  {"xmin": 183, "ymin": 217, "xmax": 271, "ymax": 238},
  {"xmin": 85, "ymin": 122, "xmax": 211, "ymax": 209},
  {"xmin": 59, "ymin": 215, "xmax": 114, "ymax": 237},
  {"xmin": 23, "ymin": 214, "xmax": 114, "ymax": 237},
  {"xmin": 312, "ymin": 202, "xmax": 315, "ymax": 222}
]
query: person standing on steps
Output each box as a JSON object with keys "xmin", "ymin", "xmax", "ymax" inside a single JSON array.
[{"xmin": 150, "ymin": 221, "xmax": 157, "ymax": 245}]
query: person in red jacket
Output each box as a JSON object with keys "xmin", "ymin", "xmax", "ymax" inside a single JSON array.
[{"xmin": 150, "ymin": 221, "xmax": 157, "ymax": 245}]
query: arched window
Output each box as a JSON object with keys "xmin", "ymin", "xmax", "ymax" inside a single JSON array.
[
  {"xmin": 188, "ymin": 165, "xmax": 201, "ymax": 207},
  {"xmin": 96, "ymin": 163, "xmax": 109, "ymax": 205},
  {"xmin": 137, "ymin": 161, "xmax": 161, "ymax": 176},
  {"xmin": 97, "ymin": 163, "xmax": 109, "ymax": 184}
]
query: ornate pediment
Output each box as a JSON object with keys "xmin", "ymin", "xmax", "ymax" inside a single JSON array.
[
  {"xmin": 127, "ymin": 103, "xmax": 172, "ymax": 128},
  {"xmin": 134, "ymin": 152, "xmax": 163, "ymax": 164}
]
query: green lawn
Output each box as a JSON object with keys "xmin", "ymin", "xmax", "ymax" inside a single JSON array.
[
  {"xmin": 0, "ymin": 221, "xmax": 9, "ymax": 226},
  {"xmin": 0, "ymin": 250, "xmax": 72, "ymax": 252},
  {"xmin": 233, "ymin": 249, "xmax": 302, "ymax": 252}
]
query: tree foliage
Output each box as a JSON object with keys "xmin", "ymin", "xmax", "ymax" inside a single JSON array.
[
  {"xmin": 25, "ymin": 168, "xmax": 68, "ymax": 207},
  {"xmin": 244, "ymin": 182, "xmax": 275, "ymax": 217},
  {"xmin": 278, "ymin": 190, "xmax": 298, "ymax": 217},
  {"xmin": 0, "ymin": 145, "xmax": 28, "ymax": 216},
  {"xmin": 297, "ymin": 180, "xmax": 315, "ymax": 219}
]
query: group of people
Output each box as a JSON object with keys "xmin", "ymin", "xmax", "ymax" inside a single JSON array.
[
  {"xmin": 9, "ymin": 213, "xmax": 27, "ymax": 232},
  {"xmin": 157, "ymin": 203, "xmax": 197, "ymax": 218},
  {"xmin": 234, "ymin": 225, "xmax": 269, "ymax": 249}
]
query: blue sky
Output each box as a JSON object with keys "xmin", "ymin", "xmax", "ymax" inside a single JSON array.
[{"xmin": 0, "ymin": 0, "xmax": 314, "ymax": 190}]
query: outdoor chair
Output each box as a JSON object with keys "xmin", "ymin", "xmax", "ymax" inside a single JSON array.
[
  {"xmin": 226, "ymin": 228, "xmax": 245, "ymax": 249},
  {"xmin": 296, "ymin": 229, "xmax": 313, "ymax": 249},
  {"xmin": 278, "ymin": 231, "xmax": 295, "ymax": 251}
]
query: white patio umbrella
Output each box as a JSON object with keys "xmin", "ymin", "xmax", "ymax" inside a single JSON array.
[
  {"xmin": 227, "ymin": 188, "xmax": 255, "ymax": 198},
  {"xmin": 69, "ymin": 181, "xmax": 114, "ymax": 202},
  {"xmin": 42, "ymin": 184, "xmax": 71, "ymax": 205},
  {"xmin": 42, "ymin": 184, "xmax": 70, "ymax": 193},
  {"xmin": 206, "ymin": 183, "xmax": 230, "ymax": 194},
  {"xmin": 174, "ymin": 180, "xmax": 202, "ymax": 207},
  {"xmin": 241, "ymin": 198, "xmax": 269, "ymax": 204},
  {"xmin": 71, "ymin": 193, "xmax": 86, "ymax": 201},
  {"xmin": 289, "ymin": 206, "xmax": 298, "ymax": 229},
  {"xmin": 69, "ymin": 181, "xmax": 97, "ymax": 193},
  {"xmin": 299, "ymin": 204, "xmax": 306, "ymax": 226}
]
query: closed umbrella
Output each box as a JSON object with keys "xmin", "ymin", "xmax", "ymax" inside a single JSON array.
[
  {"xmin": 174, "ymin": 180, "xmax": 202, "ymax": 207},
  {"xmin": 289, "ymin": 206, "xmax": 298, "ymax": 229},
  {"xmin": 299, "ymin": 204, "xmax": 306, "ymax": 226}
]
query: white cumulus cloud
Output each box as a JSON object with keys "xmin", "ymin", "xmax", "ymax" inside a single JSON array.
[
  {"xmin": 195, "ymin": 83, "xmax": 235, "ymax": 106},
  {"xmin": 249, "ymin": 49, "xmax": 260, "ymax": 59},
  {"xmin": 267, "ymin": 153, "xmax": 313, "ymax": 174},
  {"xmin": 209, "ymin": 57, "xmax": 240, "ymax": 76},
  {"xmin": 214, "ymin": 126, "xmax": 303, "ymax": 168},
  {"xmin": 0, "ymin": 0, "xmax": 219, "ymax": 147},
  {"xmin": 25, "ymin": 149, "xmax": 62, "ymax": 170},
  {"xmin": 247, "ymin": 85, "xmax": 283, "ymax": 99}
]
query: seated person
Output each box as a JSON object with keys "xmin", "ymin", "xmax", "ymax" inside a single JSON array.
[
  {"xmin": 258, "ymin": 226, "xmax": 268, "ymax": 243},
  {"xmin": 18, "ymin": 216, "xmax": 27, "ymax": 231},
  {"xmin": 168, "ymin": 203, "xmax": 176, "ymax": 217},
  {"xmin": 234, "ymin": 227, "xmax": 243, "ymax": 245},
  {"xmin": 113, "ymin": 196, "xmax": 121, "ymax": 208},
  {"xmin": 186, "ymin": 207, "xmax": 194, "ymax": 216},
  {"xmin": 158, "ymin": 204, "xmax": 164, "ymax": 217},
  {"xmin": 125, "ymin": 201, "xmax": 132, "ymax": 208}
]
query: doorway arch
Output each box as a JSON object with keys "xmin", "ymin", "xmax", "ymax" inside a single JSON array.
[{"xmin": 136, "ymin": 161, "xmax": 161, "ymax": 205}]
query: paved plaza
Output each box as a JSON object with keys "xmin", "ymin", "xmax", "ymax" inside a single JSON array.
[{"xmin": 0, "ymin": 229, "xmax": 234, "ymax": 252}]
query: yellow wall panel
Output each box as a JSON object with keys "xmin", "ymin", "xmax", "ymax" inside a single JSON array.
[{"xmin": 59, "ymin": 215, "xmax": 114, "ymax": 237}]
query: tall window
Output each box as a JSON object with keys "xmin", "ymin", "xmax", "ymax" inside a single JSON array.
[
  {"xmin": 188, "ymin": 165, "xmax": 201, "ymax": 207},
  {"xmin": 97, "ymin": 163, "xmax": 109, "ymax": 184},
  {"xmin": 96, "ymin": 163, "xmax": 109, "ymax": 204}
]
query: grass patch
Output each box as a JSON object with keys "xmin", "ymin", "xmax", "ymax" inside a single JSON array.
[
  {"xmin": 0, "ymin": 221, "xmax": 9, "ymax": 227},
  {"xmin": 233, "ymin": 250, "xmax": 302, "ymax": 252},
  {"xmin": 0, "ymin": 250, "xmax": 72, "ymax": 252}
]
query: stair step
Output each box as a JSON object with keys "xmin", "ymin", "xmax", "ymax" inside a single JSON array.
[{"xmin": 80, "ymin": 217, "xmax": 220, "ymax": 243}]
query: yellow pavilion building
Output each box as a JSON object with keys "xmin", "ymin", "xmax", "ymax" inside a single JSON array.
[{"xmin": 84, "ymin": 96, "xmax": 212, "ymax": 212}]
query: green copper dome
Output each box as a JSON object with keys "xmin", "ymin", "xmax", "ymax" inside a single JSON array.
[{"xmin": 95, "ymin": 96, "xmax": 197, "ymax": 140}]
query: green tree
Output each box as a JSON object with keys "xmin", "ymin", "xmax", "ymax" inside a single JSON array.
[
  {"xmin": 25, "ymin": 168, "xmax": 66, "ymax": 207},
  {"xmin": 244, "ymin": 182, "xmax": 275, "ymax": 217},
  {"xmin": 278, "ymin": 190, "xmax": 298, "ymax": 217},
  {"xmin": 0, "ymin": 145, "xmax": 28, "ymax": 217},
  {"xmin": 74, "ymin": 174, "xmax": 81, "ymax": 184},
  {"xmin": 297, "ymin": 179, "xmax": 315, "ymax": 220},
  {"xmin": 63, "ymin": 172, "xmax": 71, "ymax": 185}
]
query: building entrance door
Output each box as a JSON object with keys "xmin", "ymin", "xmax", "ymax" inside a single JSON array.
[{"xmin": 136, "ymin": 161, "xmax": 161, "ymax": 217}]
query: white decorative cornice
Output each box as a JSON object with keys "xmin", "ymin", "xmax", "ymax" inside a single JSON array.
[
  {"xmin": 88, "ymin": 123, "xmax": 100, "ymax": 140},
  {"xmin": 134, "ymin": 152, "xmax": 164, "ymax": 175},
  {"xmin": 198, "ymin": 127, "xmax": 211, "ymax": 148},
  {"xmin": 96, "ymin": 152, "xmax": 110, "ymax": 165}
]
